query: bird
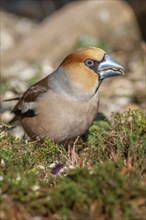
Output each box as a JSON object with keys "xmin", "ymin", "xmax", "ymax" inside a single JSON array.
[{"xmin": 11, "ymin": 47, "xmax": 124, "ymax": 143}]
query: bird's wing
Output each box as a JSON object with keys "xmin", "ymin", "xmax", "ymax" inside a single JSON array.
[{"xmin": 12, "ymin": 77, "xmax": 49, "ymax": 117}]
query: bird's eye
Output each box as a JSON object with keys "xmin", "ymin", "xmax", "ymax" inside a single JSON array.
[{"xmin": 84, "ymin": 58, "xmax": 94, "ymax": 67}]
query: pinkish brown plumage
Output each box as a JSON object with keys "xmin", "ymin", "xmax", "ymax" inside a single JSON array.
[{"xmin": 12, "ymin": 47, "xmax": 124, "ymax": 142}]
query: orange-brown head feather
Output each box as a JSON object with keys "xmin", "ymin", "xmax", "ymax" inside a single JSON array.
[{"xmin": 61, "ymin": 47, "xmax": 105, "ymax": 93}]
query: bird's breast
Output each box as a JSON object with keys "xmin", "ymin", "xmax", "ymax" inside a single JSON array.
[{"xmin": 21, "ymin": 90, "xmax": 99, "ymax": 142}]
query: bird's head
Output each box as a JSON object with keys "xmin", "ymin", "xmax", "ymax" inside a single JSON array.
[{"xmin": 57, "ymin": 47, "xmax": 124, "ymax": 100}]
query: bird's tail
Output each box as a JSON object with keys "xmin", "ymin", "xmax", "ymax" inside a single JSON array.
[{"xmin": 3, "ymin": 97, "xmax": 20, "ymax": 102}]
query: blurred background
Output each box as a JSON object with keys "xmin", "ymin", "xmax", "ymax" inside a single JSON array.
[{"xmin": 0, "ymin": 0, "xmax": 146, "ymax": 134}]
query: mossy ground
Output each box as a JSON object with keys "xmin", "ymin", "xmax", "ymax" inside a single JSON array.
[{"xmin": 0, "ymin": 109, "xmax": 146, "ymax": 220}]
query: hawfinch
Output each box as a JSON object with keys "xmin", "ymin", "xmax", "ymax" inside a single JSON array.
[{"xmin": 12, "ymin": 47, "xmax": 124, "ymax": 142}]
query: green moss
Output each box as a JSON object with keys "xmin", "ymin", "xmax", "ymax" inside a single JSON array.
[{"xmin": 0, "ymin": 109, "xmax": 145, "ymax": 220}]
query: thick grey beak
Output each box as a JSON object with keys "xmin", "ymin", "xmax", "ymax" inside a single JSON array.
[{"xmin": 98, "ymin": 54, "xmax": 125, "ymax": 79}]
